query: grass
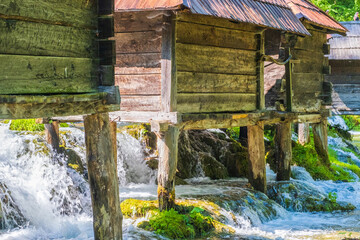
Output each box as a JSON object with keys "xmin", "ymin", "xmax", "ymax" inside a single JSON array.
[{"xmin": 9, "ymin": 119, "xmax": 45, "ymax": 132}]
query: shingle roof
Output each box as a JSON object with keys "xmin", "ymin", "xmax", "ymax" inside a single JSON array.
[
  {"xmin": 286, "ymin": 0, "xmax": 347, "ymax": 34},
  {"xmin": 328, "ymin": 21, "xmax": 360, "ymax": 60},
  {"xmin": 115, "ymin": 0, "xmax": 310, "ymax": 35}
]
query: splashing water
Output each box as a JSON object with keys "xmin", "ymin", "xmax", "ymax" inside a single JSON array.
[{"xmin": 0, "ymin": 123, "xmax": 360, "ymax": 239}]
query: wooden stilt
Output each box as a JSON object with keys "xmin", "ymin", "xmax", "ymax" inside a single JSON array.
[
  {"xmin": 298, "ymin": 123, "xmax": 310, "ymax": 145},
  {"xmin": 247, "ymin": 122, "xmax": 266, "ymax": 193},
  {"xmin": 156, "ymin": 125, "xmax": 179, "ymax": 211},
  {"xmin": 110, "ymin": 121, "xmax": 118, "ymax": 169},
  {"xmin": 312, "ymin": 118, "xmax": 330, "ymax": 167},
  {"xmin": 45, "ymin": 121, "xmax": 60, "ymax": 152},
  {"xmin": 84, "ymin": 113, "xmax": 122, "ymax": 240},
  {"xmin": 275, "ymin": 122, "xmax": 292, "ymax": 181}
]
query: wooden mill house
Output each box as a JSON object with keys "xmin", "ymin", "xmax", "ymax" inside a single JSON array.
[
  {"xmin": 0, "ymin": 0, "xmax": 122, "ymax": 239},
  {"xmin": 112, "ymin": 0, "xmax": 323, "ymax": 210},
  {"xmin": 327, "ymin": 21, "xmax": 360, "ymax": 115}
]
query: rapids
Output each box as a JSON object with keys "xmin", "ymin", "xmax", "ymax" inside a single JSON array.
[{"xmin": 0, "ymin": 122, "xmax": 359, "ymax": 240}]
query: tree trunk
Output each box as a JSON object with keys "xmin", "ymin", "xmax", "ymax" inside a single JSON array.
[
  {"xmin": 45, "ymin": 121, "xmax": 60, "ymax": 152},
  {"xmin": 275, "ymin": 122, "xmax": 292, "ymax": 181},
  {"xmin": 84, "ymin": 113, "xmax": 122, "ymax": 240},
  {"xmin": 247, "ymin": 122, "xmax": 266, "ymax": 193},
  {"xmin": 298, "ymin": 123, "xmax": 310, "ymax": 145},
  {"xmin": 157, "ymin": 125, "xmax": 179, "ymax": 211},
  {"xmin": 312, "ymin": 119, "xmax": 330, "ymax": 167}
]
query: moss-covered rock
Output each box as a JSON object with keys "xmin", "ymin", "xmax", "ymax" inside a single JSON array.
[
  {"xmin": 65, "ymin": 149, "xmax": 85, "ymax": 175},
  {"xmin": 10, "ymin": 119, "xmax": 45, "ymax": 132},
  {"xmin": 199, "ymin": 153, "xmax": 228, "ymax": 180},
  {"xmin": 267, "ymin": 181, "xmax": 355, "ymax": 212}
]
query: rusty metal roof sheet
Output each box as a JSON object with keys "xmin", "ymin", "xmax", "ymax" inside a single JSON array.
[
  {"xmin": 115, "ymin": 0, "xmax": 310, "ymax": 35},
  {"xmin": 286, "ymin": 0, "xmax": 347, "ymax": 34},
  {"xmin": 328, "ymin": 22, "xmax": 360, "ymax": 60}
]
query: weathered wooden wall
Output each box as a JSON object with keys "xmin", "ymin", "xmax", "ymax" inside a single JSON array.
[
  {"xmin": 0, "ymin": 0, "xmax": 98, "ymax": 94},
  {"xmin": 326, "ymin": 60, "xmax": 360, "ymax": 115},
  {"xmin": 291, "ymin": 23, "xmax": 329, "ymax": 112},
  {"xmin": 114, "ymin": 11, "xmax": 165, "ymax": 112},
  {"xmin": 174, "ymin": 13, "xmax": 260, "ymax": 113}
]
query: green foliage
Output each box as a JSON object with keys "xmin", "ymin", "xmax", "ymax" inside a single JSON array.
[
  {"xmin": 10, "ymin": 119, "xmax": 45, "ymax": 132},
  {"xmin": 342, "ymin": 115, "xmax": 360, "ymax": 131},
  {"xmin": 226, "ymin": 127, "xmax": 240, "ymax": 140},
  {"xmin": 60, "ymin": 123, "xmax": 69, "ymax": 128},
  {"xmin": 311, "ymin": 0, "xmax": 358, "ymax": 21},
  {"xmin": 328, "ymin": 192, "xmax": 338, "ymax": 203}
]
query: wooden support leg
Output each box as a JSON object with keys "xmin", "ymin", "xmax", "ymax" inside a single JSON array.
[
  {"xmin": 275, "ymin": 122, "xmax": 292, "ymax": 181},
  {"xmin": 110, "ymin": 121, "xmax": 118, "ymax": 169},
  {"xmin": 156, "ymin": 125, "xmax": 179, "ymax": 211},
  {"xmin": 247, "ymin": 122, "xmax": 266, "ymax": 193},
  {"xmin": 84, "ymin": 113, "xmax": 122, "ymax": 240},
  {"xmin": 312, "ymin": 118, "xmax": 330, "ymax": 167},
  {"xmin": 45, "ymin": 121, "xmax": 60, "ymax": 152},
  {"xmin": 298, "ymin": 123, "xmax": 310, "ymax": 145}
]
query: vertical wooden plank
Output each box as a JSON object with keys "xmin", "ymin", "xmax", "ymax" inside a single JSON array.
[
  {"xmin": 247, "ymin": 122, "xmax": 266, "ymax": 193},
  {"xmin": 110, "ymin": 121, "xmax": 118, "ymax": 169},
  {"xmin": 157, "ymin": 125, "xmax": 179, "ymax": 211},
  {"xmin": 161, "ymin": 13, "xmax": 176, "ymax": 112},
  {"xmin": 84, "ymin": 113, "xmax": 122, "ymax": 240},
  {"xmin": 257, "ymin": 31, "xmax": 265, "ymax": 110},
  {"xmin": 45, "ymin": 121, "xmax": 60, "ymax": 152},
  {"xmin": 298, "ymin": 123, "xmax": 310, "ymax": 145},
  {"xmin": 275, "ymin": 122, "xmax": 292, "ymax": 181},
  {"xmin": 312, "ymin": 118, "xmax": 330, "ymax": 167},
  {"xmin": 285, "ymin": 47, "xmax": 293, "ymax": 112}
]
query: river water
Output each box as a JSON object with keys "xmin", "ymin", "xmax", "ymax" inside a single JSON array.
[{"xmin": 0, "ymin": 123, "xmax": 360, "ymax": 240}]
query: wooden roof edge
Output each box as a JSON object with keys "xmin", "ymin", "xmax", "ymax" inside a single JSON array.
[{"xmin": 301, "ymin": 18, "xmax": 347, "ymax": 36}]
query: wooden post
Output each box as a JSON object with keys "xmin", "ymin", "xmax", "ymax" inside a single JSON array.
[
  {"xmin": 298, "ymin": 123, "xmax": 310, "ymax": 145},
  {"xmin": 256, "ymin": 31, "xmax": 265, "ymax": 110},
  {"xmin": 275, "ymin": 122, "xmax": 292, "ymax": 181},
  {"xmin": 110, "ymin": 121, "xmax": 118, "ymax": 169},
  {"xmin": 156, "ymin": 125, "xmax": 179, "ymax": 211},
  {"xmin": 247, "ymin": 122, "xmax": 266, "ymax": 193},
  {"xmin": 312, "ymin": 118, "xmax": 330, "ymax": 167},
  {"xmin": 285, "ymin": 46, "xmax": 293, "ymax": 112},
  {"xmin": 45, "ymin": 121, "xmax": 60, "ymax": 152},
  {"xmin": 84, "ymin": 113, "xmax": 122, "ymax": 240}
]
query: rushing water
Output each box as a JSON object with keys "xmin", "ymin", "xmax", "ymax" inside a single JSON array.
[{"xmin": 0, "ymin": 123, "xmax": 360, "ymax": 240}]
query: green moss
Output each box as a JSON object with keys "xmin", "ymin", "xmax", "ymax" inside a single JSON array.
[
  {"xmin": 120, "ymin": 199, "xmax": 158, "ymax": 218},
  {"xmin": 10, "ymin": 119, "xmax": 44, "ymax": 132},
  {"xmin": 59, "ymin": 123, "xmax": 69, "ymax": 128}
]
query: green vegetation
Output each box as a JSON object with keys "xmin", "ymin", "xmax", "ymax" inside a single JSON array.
[
  {"xmin": 311, "ymin": 0, "xmax": 360, "ymax": 21},
  {"xmin": 121, "ymin": 199, "xmax": 234, "ymax": 239},
  {"xmin": 9, "ymin": 119, "xmax": 44, "ymax": 132}
]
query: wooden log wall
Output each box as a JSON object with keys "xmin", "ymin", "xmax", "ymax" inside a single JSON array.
[
  {"xmin": 0, "ymin": 0, "xmax": 98, "ymax": 94},
  {"xmin": 291, "ymin": 23, "xmax": 329, "ymax": 112},
  {"xmin": 174, "ymin": 13, "xmax": 260, "ymax": 113},
  {"xmin": 326, "ymin": 60, "xmax": 360, "ymax": 115},
  {"xmin": 114, "ymin": 11, "xmax": 165, "ymax": 112}
]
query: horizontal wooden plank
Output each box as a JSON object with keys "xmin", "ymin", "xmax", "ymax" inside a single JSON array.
[
  {"xmin": 294, "ymin": 31, "xmax": 326, "ymax": 51},
  {"xmin": 120, "ymin": 95, "xmax": 161, "ymax": 111},
  {"xmin": 326, "ymin": 75, "xmax": 360, "ymax": 84},
  {"xmin": 175, "ymin": 12, "xmax": 261, "ymax": 32},
  {"xmin": 116, "ymin": 74, "xmax": 161, "ymax": 95},
  {"xmin": 115, "ymin": 66, "xmax": 161, "ymax": 75},
  {"xmin": 114, "ymin": 11, "xmax": 166, "ymax": 32},
  {"xmin": 177, "ymin": 93, "xmax": 257, "ymax": 113},
  {"xmin": 177, "ymin": 72, "xmax": 257, "ymax": 93},
  {"xmin": 292, "ymin": 93, "xmax": 322, "ymax": 113},
  {"xmin": 176, "ymin": 43, "xmax": 257, "ymax": 75},
  {"xmin": 333, "ymin": 84, "xmax": 360, "ymax": 94},
  {"xmin": 0, "ymin": 19, "xmax": 96, "ymax": 58},
  {"xmin": 292, "ymin": 49, "xmax": 325, "ymax": 62},
  {"xmin": 0, "ymin": 55, "xmax": 97, "ymax": 94},
  {"xmin": 292, "ymin": 73, "xmax": 323, "ymax": 93},
  {"xmin": 292, "ymin": 60, "xmax": 328, "ymax": 73},
  {"xmin": 175, "ymin": 21, "xmax": 257, "ymax": 50},
  {"xmin": 331, "ymin": 66, "xmax": 360, "ymax": 75},
  {"xmin": 114, "ymin": 31, "xmax": 162, "ymax": 54},
  {"xmin": 116, "ymin": 53, "xmax": 161, "ymax": 68},
  {"xmin": 109, "ymin": 111, "xmax": 179, "ymax": 124},
  {"xmin": 0, "ymin": 0, "xmax": 97, "ymax": 28}
]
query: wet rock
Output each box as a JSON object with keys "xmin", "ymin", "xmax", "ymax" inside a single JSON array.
[
  {"xmin": 145, "ymin": 157, "xmax": 158, "ymax": 170},
  {"xmin": 175, "ymin": 176, "xmax": 188, "ymax": 185},
  {"xmin": 65, "ymin": 148, "xmax": 85, "ymax": 175},
  {"xmin": 267, "ymin": 181, "xmax": 355, "ymax": 212},
  {"xmin": 178, "ymin": 130, "xmax": 248, "ymax": 179}
]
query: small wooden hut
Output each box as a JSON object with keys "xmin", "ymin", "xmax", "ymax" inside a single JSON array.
[
  {"xmin": 0, "ymin": 1, "xmax": 122, "ymax": 239},
  {"xmin": 327, "ymin": 21, "xmax": 360, "ymax": 115},
  {"xmin": 113, "ymin": 0, "xmax": 311, "ymax": 209}
]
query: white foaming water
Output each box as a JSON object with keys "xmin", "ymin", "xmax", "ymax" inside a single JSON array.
[{"xmin": 1, "ymin": 123, "xmax": 360, "ymax": 240}]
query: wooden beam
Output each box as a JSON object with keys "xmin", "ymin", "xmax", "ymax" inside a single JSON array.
[
  {"xmin": 110, "ymin": 121, "xmax": 118, "ymax": 169},
  {"xmin": 256, "ymin": 31, "xmax": 265, "ymax": 110},
  {"xmin": 312, "ymin": 118, "xmax": 330, "ymax": 167},
  {"xmin": 156, "ymin": 125, "xmax": 179, "ymax": 211},
  {"xmin": 84, "ymin": 113, "xmax": 122, "ymax": 240},
  {"xmin": 275, "ymin": 122, "xmax": 292, "ymax": 181},
  {"xmin": 45, "ymin": 121, "xmax": 60, "ymax": 152},
  {"xmin": 247, "ymin": 122, "xmax": 266, "ymax": 193},
  {"xmin": 285, "ymin": 47, "xmax": 293, "ymax": 112},
  {"xmin": 298, "ymin": 123, "xmax": 310, "ymax": 145}
]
